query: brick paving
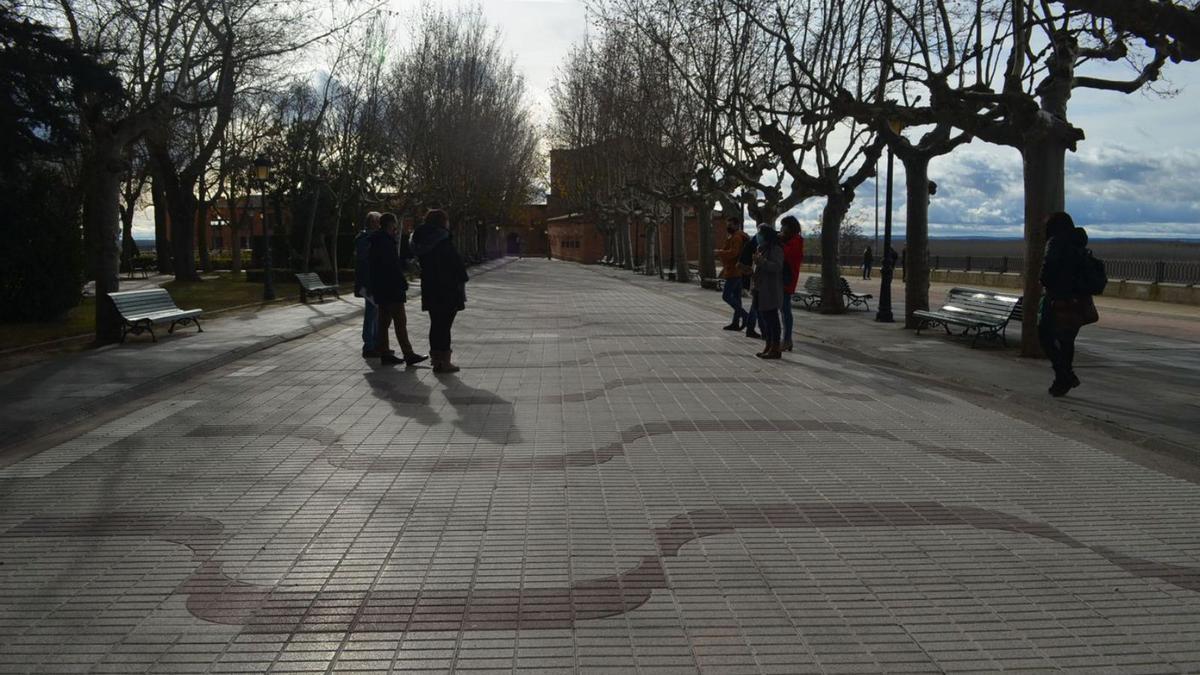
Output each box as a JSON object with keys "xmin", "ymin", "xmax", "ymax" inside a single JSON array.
[{"xmin": 3, "ymin": 258, "xmax": 1200, "ymax": 673}]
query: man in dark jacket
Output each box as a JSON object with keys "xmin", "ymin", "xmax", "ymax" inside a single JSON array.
[
  {"xmin": 410, "ymin": 209, "xmax": 468, "ymax": 373},
  {"xmin": 354, "ymin": 212, "xmax": 381, "ymax": 357},
  {"xmin": 1039, "ymin": 211, "xmax": 1085, "ymax": 397},
  {"xmin": 368, "ymin": 212, "xmax": 427, "ymax": 367},
  {"xmin": 738, "ymin": 228, "xmax": 761, "ymax": 339}
]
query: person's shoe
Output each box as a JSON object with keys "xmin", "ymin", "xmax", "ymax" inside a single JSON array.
[
  {"xmin": 761, "ymin": 344, "xmax": 782, "ymax": 360},
  {"xmin": 404, "ymin": 352, "xmax": 428, "ymax": 367},
  {"xmin": 745, "ymin": 330, "xmax": 762, "ymax": 339},
  {"xmin": 1048, "ymin": 379, "xmax": 1071, "ymax": 397},
  {"xmin": 362, "ymin": 349, "xmax": 380, "ymax": 358},
  {"xmin": 1069, "ymin": 373, "xmax": 1081, "ymax": 389},
  {"xmin": 781, "ymin": 340, "xmax": 793, "ymax": 352},
  {"xmin": 381, "ymin": 353, "xmax": 404, "ymax": 366},
  {"xmin": 432, "ymin": 351, "xmax": 460, "ymax": 374},
  {"xmin": 722, "ymin": 322, "xmax": 742, "ymax": 331}
]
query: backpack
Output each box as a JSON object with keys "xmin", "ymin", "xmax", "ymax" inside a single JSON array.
[{"xmin": 1079, "ymin": 249, "xmax": 1108, "ymax": 296}]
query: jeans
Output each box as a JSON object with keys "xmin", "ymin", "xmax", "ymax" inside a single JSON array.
[
  {"xmin": 429, "ymin": 310, "xmax": 457, "ymax": 352},
  {"xmin": 759, "ymin": 309, "xmax": 781, "ymax": 345},
  {"xmin": 745, "ymin": 284, "xmax": 759, "ymax": 333},
  {"xmin": 1038, "ymin": 303, "xmax": 1080, "ymax": 382},
  {"xmin": 362, "ymin": 298, "xmax": 377, "ymax": 352},
  {"xmin": 722, "ymin": 277, "xmax": 746, "ymax": 324},
  {"xmin": 780, "ymin": 294, "xmax": 794, "ymax": 344},
  {"xmin": 862, "ymin": 264, "xmax": 872, "ymax": 280},
  {"xmin": 377, "ymin": 302, "xmax": 414, "ymax": 356}
]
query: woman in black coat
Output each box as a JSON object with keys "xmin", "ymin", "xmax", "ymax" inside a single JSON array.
[{"xmin": 410, "ymin": 209, "xmax": 468, "ymax": 373}]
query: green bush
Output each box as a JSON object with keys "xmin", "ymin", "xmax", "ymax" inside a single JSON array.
[{"xmin": 0, "ymin": 166, "xmax": 84, "ymax": 321}]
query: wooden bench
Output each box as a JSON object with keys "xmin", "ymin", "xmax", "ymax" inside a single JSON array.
[
  {"xmin": 794, "ymin": 276, "xmax": 873, "ymax": 311},
  {"xmin": 913, "ymin": 287, "xmax": 1023, "ymax": 347},
  {"xmin": 295, "ymin": 272, "xmax": 339, "ymax": 303},
  {"xmin": 108, "ymin": 288, "xmax": 203, "ymax": 343}
]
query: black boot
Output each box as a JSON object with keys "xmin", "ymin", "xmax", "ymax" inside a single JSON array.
[{"xmin": 722, "ymin": 321, "xmax": 741, "ymax": 331}]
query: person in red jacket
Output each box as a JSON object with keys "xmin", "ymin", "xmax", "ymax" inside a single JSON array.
[{"xmin": 779, "ymin": 216, "xmax": 805, "ymax": 352}]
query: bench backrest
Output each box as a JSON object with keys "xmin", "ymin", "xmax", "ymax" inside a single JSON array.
[
  {"xmin": 108, "ymin": 288, "xmax": 181, "ymax": 317},
  {"xmin": 804, "ymin": 276, "xmax": 823, "ymax": 292},
  {"xmin": 942, "ymin": 287, "xmax": 1021, "ymax": 320},
  {"xmin": 295, "ymin": 272, "xmax": 331, "ymax": 290}
]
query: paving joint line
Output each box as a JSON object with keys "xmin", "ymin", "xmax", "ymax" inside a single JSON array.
[
  {"xmin": 0, "ymin": 258, "xmax": 515, "ymax": 462},
  {"xmin": 583, "ymin": 262, "xmax": 1200, "ymax": 474}
]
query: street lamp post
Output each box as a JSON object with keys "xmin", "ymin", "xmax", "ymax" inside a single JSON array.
[
  {"xmin": 875, "ymin": 121, "xmax": 900, "ymax": 323},
  {"xmin": 253, "ymin": 154, "xmax": 274, "ymax": 301}
]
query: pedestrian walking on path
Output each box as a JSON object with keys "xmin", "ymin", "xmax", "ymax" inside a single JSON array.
[
  {"xmin": 779, "ymin": 216, "xmax": 804, "ymax": 352},
  {"xmin": 716, "ymin": 216, "xmax": 750, "ymax": 331},
  {"xmin": 354, "ymin": 211, "xmax": 381, "ymax": 357},
  {"xmin": 1039, "ymin": 212, "xmax": 1103, "ymax": 397},
  {"xmin": 862, "ymin": 246, "xmax": 874, "ymax": 280},
  {"xmin": 753, "ymin": 225, "xmax": 785, "ymax": 359},
  {"xmin": 411, "ymin": 208, "xmax": 469, "ymax": 374},
  {"xmin": 739, "ymin": 226, "xmax": 762, "ymax": 339},
  {"xmin": 368, "ymin": 213, "xmax": 428, "ymax": 367}
]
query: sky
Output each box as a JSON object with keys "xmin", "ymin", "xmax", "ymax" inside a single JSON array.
[{"xmin": 133, "ymin": 0, "xmax": 1200, "ymax": 241}]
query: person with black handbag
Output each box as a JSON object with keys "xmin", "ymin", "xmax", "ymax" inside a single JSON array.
[{"xmin": 1039, "ymin": 212, "xmax": 1099, "ymax": 397}]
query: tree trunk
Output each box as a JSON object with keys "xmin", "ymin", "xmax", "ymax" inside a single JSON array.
[
  {"xmin": 196, "ymin": 175, "xmax": 211, "ymax": 273},
  {"xmin": 167, "ymin": 186, "xmax": 201, "ymax": 282},
  {"xmin": 902, "ymin": 154, "xmax": 931, "ymax": 328},
  {"xmin": 1020, "ymin": 140, "xmax": 1066, "ymax": 356},
  {"xmin": 648, "ymin": 220, "xmax": 657, "ymax": 273},
  {"xmin": 120, "ymin": 205, "xmax": 138, "ymax": 273},
  {"xmin": 301, "ymin": 188, "xmax": 320, "ymax": 272},
  {"xmin": 82, "ymin": 141, "xmax": 124, "ymax": 344},
  {"xmin": 697, "ymin": 201, "xmax": 716, "ymax": 281},
  {"xmin": 152, "ymin": 176, "xmax": 173, "ymax": 275},
  {"xmin": 673, "ymin": 205, "xmax": 688, "ymax": 282},
  {"xmin": 819, "ymin": 194, "xmax": 849, "ymax": 314},
  {"xmin": 628, "ymin": 214, "xmax": 638, "ymax": 267}
]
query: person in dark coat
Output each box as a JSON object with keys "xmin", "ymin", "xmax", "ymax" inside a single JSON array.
[
  {"xmin": 738, "ymin": 228, "xmax": 761, "ymax": 339},
  {"xmin": 752, "ymin": 226, "xmax": 785, "ymax": 359},
  {"xmin": 368, "ymin": 212, "xmax": 427, "ymax": 367},
  {"xmin": 353, "ymin": 211, "xmax": 381, "ymax": 357},
  {"xmin": 410, "ymin": 209, "xmax": 469, "ymax": 373},
  {"xmin": 862, "ymin": 246, "xmax": 874, "ymax": 280},
  {"xmin": 1038, "ymin": 211, "xmax": 1085, "ymax": 397}
]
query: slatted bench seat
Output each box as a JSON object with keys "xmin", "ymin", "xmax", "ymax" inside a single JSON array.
[
  {"xmin": 839, "ymin": 277, "xmax": 873, "ymax": 310},
  {"xmin": 108, "ymin": 288, "xmax": 203, "ymax": 343},
  {"xmin": 913, "ymin": 287, "xmax": 1023, "ymax": 347},
  {"xmin": 794, "ymin": 276, "xmax": 873, "ymax": 311},
  {"xmin": 295, "ymin": 272, "xmax": 339, "ymax": 303}
]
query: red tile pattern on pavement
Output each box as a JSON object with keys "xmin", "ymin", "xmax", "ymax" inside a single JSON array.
[{"xmin": 3, "ymin": 259, "xmax": 1200, "ymax": 673}]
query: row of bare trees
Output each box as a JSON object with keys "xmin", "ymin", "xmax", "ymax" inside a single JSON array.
[
  {"xmin": 12, "ymin": 2, "xmax": 541, "ymax": 343},
  {"xmin": 555, "ymin": 0, "xmax": 1194, "ymax": 355}
]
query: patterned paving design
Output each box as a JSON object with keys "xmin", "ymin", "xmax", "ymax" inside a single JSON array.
[{"xmin": 2, "ymin": 259, "xmax": 1200, "ymax": 673}]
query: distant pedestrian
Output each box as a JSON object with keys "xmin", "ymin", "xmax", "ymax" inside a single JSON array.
[
  {"xmin": 411, "ymin": 209, "xmax": 469, "ymax": 374},
  {"xmin": 753, "ymin": 225, "xmax": 785, "ymax": 359},
  {"xmin": 862, "ymin": 246, "xmax": 874, "ymax": 280},
  {"xmin": 368, "ymin": 213, "xmax": 427, "ymax": 367},
  {"xmin": 716, "ymin": 216, "xmax": 750, "ymax": 331},
  {"xmin": 354, "ymin": 211, "xmax": 381, "ymax": 358},
  {"xmin": 779, "ymin": 216, "xmax": 804, "ymax": 352},
  {"xmin": 1039, "ymin": 212, "xmax": 1102, "ymax": 397},
  {"xmin": 738, "ymin": 226, "xmax": 762, "ymax": 339}
]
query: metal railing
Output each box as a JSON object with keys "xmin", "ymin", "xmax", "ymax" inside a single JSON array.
[{"xmin": 803, "ymin": 254, "xmax": 1200, "ymax": 285}]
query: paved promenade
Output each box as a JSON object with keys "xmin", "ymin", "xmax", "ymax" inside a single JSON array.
[{"xmin": 2, "ymin": 258, "xmax": 1200, "ymax": 673}]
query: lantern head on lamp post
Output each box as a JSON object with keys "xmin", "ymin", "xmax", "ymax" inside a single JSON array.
[{"xmin": 253, "ymin": 154, "xmax": 275, "ymax": 301}]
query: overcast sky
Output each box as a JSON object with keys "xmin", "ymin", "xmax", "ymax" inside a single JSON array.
[{"xmin": 135, "ymin": 0, "xmax": 1200, "ymax": 240}]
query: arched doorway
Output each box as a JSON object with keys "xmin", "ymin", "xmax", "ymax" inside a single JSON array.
[{"xmin": 506, "ymin": 232, "xmax": 522, "ymax": 256}]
